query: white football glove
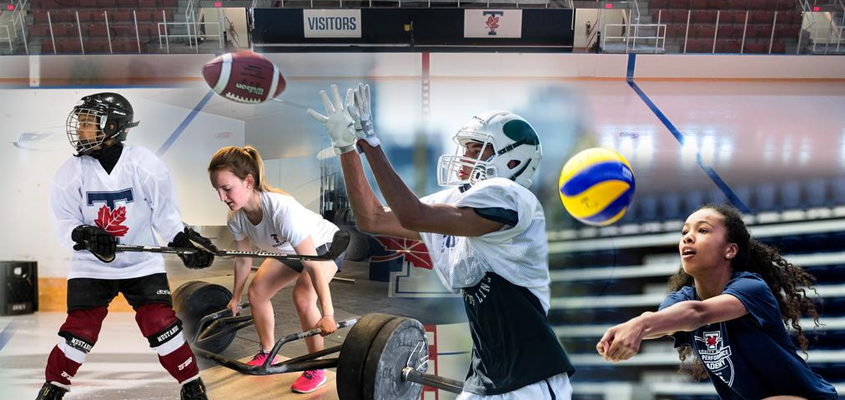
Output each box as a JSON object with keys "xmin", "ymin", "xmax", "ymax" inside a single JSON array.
[
  {"xmin": 347, "ymin": 83, "xmax": 380, "ymax": 149},
  {"xmin": 307, "ymin": 85, "xmax": 357, "ymax": 155}
]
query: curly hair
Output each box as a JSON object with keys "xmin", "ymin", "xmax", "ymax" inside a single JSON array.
[{"xmin": 667, "ymin": 203, "xmax": 821, "ymax": 380}]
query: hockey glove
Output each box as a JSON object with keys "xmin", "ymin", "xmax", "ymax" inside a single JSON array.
[
  {"xmin": 169, "ymin": 227, "xmax": 218, "ymax": 269},
  {"xmin": 347, "ymin": 83, "xmax": 380, "ymax": 149},
  {"xmin": 72, "ymin": 225, "xmax": 117, "ymax": 263},
  {"xmin": 306, "ymin": 84, "xmax": 358, "ymax": 155}
]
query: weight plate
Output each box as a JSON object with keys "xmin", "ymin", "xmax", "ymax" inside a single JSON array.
[
  {"xmin": 337, "ymin": 313, "xmax": 399, "ymax": 400},
  {"xmin": 362, "ymin": 316, "xmax": 428, "ymax": 400},
  {"xmin": 172, "ymin": 281, "xmax": 236, "ymax": 354}
]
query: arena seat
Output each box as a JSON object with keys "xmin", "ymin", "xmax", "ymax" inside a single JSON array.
[
  {"xmin": 831, "ymin": 177, "xmax": 845, "ymax": 205},
  {"xmin": 804, "ymin": 178, "xmax": 830, "ymax": 208},
  {"xmin": 754, "ymin": 182, "xmax": 778, "ymax": 212},
  {"xmin": 660, "ymin": 193, "xmax": 683, "ymax": 221},
  {"xmin": 695, "ymin": 24, "xmax": 717, "ymax": 38},
  {"xmin": 637, "ymin": 195, "xmax": 660, "ymax": 223}
]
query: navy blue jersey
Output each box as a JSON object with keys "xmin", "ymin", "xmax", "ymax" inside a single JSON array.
[{"xmin": 659, "ymin": 271, "xmax": 837, "ymax": 400}]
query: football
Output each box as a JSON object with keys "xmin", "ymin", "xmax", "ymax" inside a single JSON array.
[{"xmin": 202, "ymin": 51, "xmax": 286, "ymax": 104}]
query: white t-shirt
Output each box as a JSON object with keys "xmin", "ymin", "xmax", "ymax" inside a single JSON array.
[
  {"xmin": 49, "ymin": 145, "xmax": 185, "ymax": 280},
  {"xmin": 418, "ymin": 178, "xmax": 552, "ymax": 313},
  {"xmin": 227, "ymin": 191, "xmax": 339, "ymax": 254}
]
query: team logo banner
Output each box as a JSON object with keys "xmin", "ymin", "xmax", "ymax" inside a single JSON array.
[
  {"xmin": 464, "ymin": 10, "xmax": 523, "ymax": 38},
  {"xmin": 303, "ymin": 10, "xmax": 361, "ymax": 38}
]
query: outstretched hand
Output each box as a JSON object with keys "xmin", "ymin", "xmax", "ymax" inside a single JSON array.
[
  {"xmin": 307, "ymin": 84, "xmax": 357, "ymax": 155},
  {"xmin": 346, "ymin": 83, "xmax": 380, "ymax": 149}
]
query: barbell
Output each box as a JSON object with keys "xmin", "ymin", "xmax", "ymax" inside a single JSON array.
[{"xmin": 173, "ymin": 281, "xmax": 465, "ymax": 400}]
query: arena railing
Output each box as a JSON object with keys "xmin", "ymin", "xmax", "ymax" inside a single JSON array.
[
  {"xmin": 602, "ymin": 22, "xmax": 667, "ymax": 53},
  {"xmin": 157, "ymin": 18, "xmax": 224, "ymax": 53},
  {"xmin": 253, "ymin": 0, "xmax": 571, "ymax": 8},
  {"xmin": 804, "ymin": 11, "xmax": 845, "ymax": 54},
  {"xmin": 0, "ymin": 25, "xmax": 12, "ymax": 51},
  {"xmin": 29, "ymin": 7, "xmax": 224, "ymax": 55},
  {"xmin": 2, "ymin": 0, "xmax": 29, "ymax": 54},
  {"xmin": 157, "ymin": 5, "xmax": 224, "ymax": 54}
]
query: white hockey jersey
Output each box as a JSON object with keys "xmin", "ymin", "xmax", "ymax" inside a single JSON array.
[
  {"xmin": 227, "ymin": 191, "xmax": 339, "ymax": 254},
  {"xmin": 49, "ymin": 145, "xmax": 185, "ymax": 280},
  {"xmin": 418, "ymin": 178, "xmax": 553, "ymax": 313}
]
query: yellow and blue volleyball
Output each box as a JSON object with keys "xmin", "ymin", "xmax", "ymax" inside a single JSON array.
[{"xmin": 558, "ymin": 148, "xmax": 635, "ymax": 226}]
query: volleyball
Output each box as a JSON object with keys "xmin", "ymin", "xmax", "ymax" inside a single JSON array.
[{"xmin": 558, "ymin": 148, "xmax": 636, "ymax": 226}]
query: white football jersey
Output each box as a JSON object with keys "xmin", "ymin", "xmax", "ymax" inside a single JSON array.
[
  {"xmin": 227, "ymin": 191, "xmax": 339, "ymax": 254},
  {"xmin": 49, "ymin": 145, "xmax": 185, "ymax": 280},
  {"xmin": 418, "ymin": 178, "xmax": 552, "ymax": 312}
]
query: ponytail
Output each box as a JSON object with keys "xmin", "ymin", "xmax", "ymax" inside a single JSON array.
[{"xmin": 208, "ymin": 146, "xmax": 288, "ymax": 195}]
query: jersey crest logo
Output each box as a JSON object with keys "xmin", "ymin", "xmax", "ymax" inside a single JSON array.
[
  {"xmin": 270, "ymin": 234, "xmax": 284, "ymax": 247},
  {"xmin": 694, "ymin": 328, "xmax": 735, "ymax": 386},
  {"xmin": 95, "ymin": 205, "xmax": 129, "ymax": 237},
  {"xmin": 87, "ymin": 189, "xmax": 133, "ymax": 237}
]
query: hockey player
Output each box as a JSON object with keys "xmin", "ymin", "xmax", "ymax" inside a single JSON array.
[
  {"xmin": 308, "ymin": 84, "xmax": 575, "ymax": 400},
  {"xmin": 38, "ymin": 93, "xmax": 216, "ymax": 400},
  {"xmin": 208, "ymin": 145, "xmax": 343, "ymax": 394}
]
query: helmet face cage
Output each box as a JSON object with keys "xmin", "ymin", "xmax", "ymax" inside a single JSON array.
[
  {"xmin": 67, "ymin": 106, "xmax": 109, "ymax": 156},
  {"xmin": 436, "ymin": 131, "xmax": 497, "ymax": 187}
]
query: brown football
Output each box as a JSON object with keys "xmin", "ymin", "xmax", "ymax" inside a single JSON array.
[{"xmin": 202, "ymin": 51, "xmax": 285, "ymax": 104}]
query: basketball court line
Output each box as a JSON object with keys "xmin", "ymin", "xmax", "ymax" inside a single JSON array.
[{"xmin": 624, "ymin": 54, "xmax": 751, "ymax": 214}]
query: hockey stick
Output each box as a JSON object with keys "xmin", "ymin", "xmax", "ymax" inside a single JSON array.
[{"xmin": 116, "ymin": 230, "xmax": 350, "ymax": 262}]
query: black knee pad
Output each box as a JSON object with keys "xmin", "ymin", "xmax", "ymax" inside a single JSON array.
[
  {"xmin": 147, "ymin": 320, "xmax": 184, "ymax": 348},
  {"xmin": 58, "ymin": 331, "xmax": 95, "ymax": 354}
]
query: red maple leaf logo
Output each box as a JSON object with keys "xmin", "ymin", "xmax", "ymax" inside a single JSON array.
[
  {"xmin": 706, "ymin": 336, "xmax": 718, "ymax": 346},
  {"xmin": 371, "ymin": 236, "xmax": 432, "ymax": 270},
  {"xmin": 95, "ymin": 205, "xmax": 129, "ymax": 237},
  {"xmin": 486, "ymin": 16, "xmax": 500, "ymax": 30}
]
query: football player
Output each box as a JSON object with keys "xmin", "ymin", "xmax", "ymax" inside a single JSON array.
[{"xmin": 308, "ymin": 84, "xmax": 575, "ymax": 400}]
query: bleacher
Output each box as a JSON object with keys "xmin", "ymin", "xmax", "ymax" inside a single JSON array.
[
  {"xmin": 548, "ymin": 175, "xmax": 845, "ymax": 399},
  {"xmin": 649, "ymin": 0, "xmax": 803, "ymax": 53},
  {"xmin": 26, "ymin": 0, "xmax": 179, "ymax": 53},
  {"xmin": 0, "ymin": 0, "xmax": 840, "ymax": 55}
]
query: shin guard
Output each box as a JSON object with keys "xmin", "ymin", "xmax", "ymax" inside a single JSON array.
[
  {"xmin": 45, "ymin": 307, "xmax": 108, "ymax": 386},
  {"xmin": 136, "ymin": 303, "xmax": 200, "ymax": 383}
]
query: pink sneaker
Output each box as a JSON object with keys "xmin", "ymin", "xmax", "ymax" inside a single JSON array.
[
  {"xmin": 246, "ymin": 350, "xmax": 279, "ymax": 366},
  {"xmin": 291, "ymin": 369, "xmax": 327, "ymax": 394}
]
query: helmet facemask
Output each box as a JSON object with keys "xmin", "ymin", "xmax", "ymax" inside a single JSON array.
[
  {"xmin": 437, "ymin": 131, "xmax": 498, "ymax": 187},
  {"xmin": 67, "ymin": 106, "xmax": 110, "ymax": 156}
]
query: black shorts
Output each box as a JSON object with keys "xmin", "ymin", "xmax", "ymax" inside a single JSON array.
[
  {"xmin": 67, "ymin": 273, "xmax": 173, "ymax": 311},
  {"xmin": 282, "ymin": 243, "xmax": 345, "ymax": 274}
]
